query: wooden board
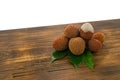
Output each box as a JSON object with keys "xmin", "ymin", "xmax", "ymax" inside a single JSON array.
[{"xmin": 0, "ymin": 19, "xmax": 120, "ymax": 80}]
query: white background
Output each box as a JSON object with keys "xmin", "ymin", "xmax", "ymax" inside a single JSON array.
[{"xmin": 0, "ymin": 0, "xmax": 120, "ymax": 30}]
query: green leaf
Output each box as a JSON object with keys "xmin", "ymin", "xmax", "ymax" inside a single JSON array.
[
  {"xmin": 82, "ymin": 50, "xmax": 94, "ymax": 70},
  {"xmin": 50, "ymin": 49, "xmax": 69, "ymax": 64},
  {"xmin": 68, "ymin": 51, "xmax": 83, "ymax": 69}
]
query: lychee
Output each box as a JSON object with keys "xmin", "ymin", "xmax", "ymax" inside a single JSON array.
[
  {"xmin": 92, "ymin": 32, "xmax": 105, "ymax": 43},
  {"xmin": 80, "ymin": 23, "xmax": 94, "ymax": 39},
  {"xmin": 69, "ymin": 37, "xmax": 85, "ymax": 55},
  {"xmin": 88, "ymin": 39, "xmax": 102, "ymax": 52},
  {"xmin": 64, "ymin": 24, "xmax": 79, "ymax": 38},
  {"xmin": 53, "ymin": 35, "xmax": 68, "ymax": 51}
]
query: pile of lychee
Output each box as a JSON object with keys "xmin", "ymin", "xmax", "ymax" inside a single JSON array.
[{"xmin": 53, "ymin": 23, "xmax": 105, "ymax": 55}]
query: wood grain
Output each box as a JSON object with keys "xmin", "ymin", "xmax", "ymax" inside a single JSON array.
[{"xmin": 0, "ymin": 19, "xmax": 120, "ymax": 80}]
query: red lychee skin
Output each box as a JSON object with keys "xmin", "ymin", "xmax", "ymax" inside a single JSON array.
[
  {"xmin": 88, "ymin": 39, "xmax": 102, "ymax": 52},
  {"xmin": 80, "ymin": 29, "xmax": 93, "ymax": 40},
  {"xmin": 92, "ymin": 32, "xmax": 105, "ymax": 43},
  {"xmin": 64, "ymin": 24, "xmax": 79, "ymax": 38},
  {"xmin": 69, "ymin": 37, "xmax": 85, "ymax": 55},
  {"xmin": 53, "ymin": 35, "xmax": 68, "ymax": 51}
]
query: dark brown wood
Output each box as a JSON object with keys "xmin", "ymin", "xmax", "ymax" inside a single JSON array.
[{"xmin": 0, "ymin": 19, "xmax": 120, "ymax": 80}]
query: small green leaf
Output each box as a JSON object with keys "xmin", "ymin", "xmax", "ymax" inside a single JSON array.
[
  {"xmin": 68, "ymin": 51, "xmax": 83, "ymax": 69},
  {"xmin": 50, "ymin": 49, "xmax": 69, "ymax": 63},
  {"xmin": 82, "ymin": 50, "xmax": 94, "ymax": 70}
]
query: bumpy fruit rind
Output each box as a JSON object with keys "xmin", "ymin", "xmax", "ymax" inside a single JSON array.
[
  {"xmin": 92, "ymin": 32, "xmax": 105, "ymax": 43},
  {"xmin": 53, "ymin": 35, "xmax": 68, "ymax": 51},
  {"xmin": 69, "ymin": 37, "xmax": 85, "ymax": 55},
  {"xmin": 64, "ymin": 24, "xmax": 79, "ymax": 38},
  {"xmin": 88, "ymin": 39, "xmax": 102, "ymax": 52},
  {"xmin": 80, "ymin": 23, "xmax": 94, "ymax": 40}
]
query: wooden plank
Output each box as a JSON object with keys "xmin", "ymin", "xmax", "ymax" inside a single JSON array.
[{"xmin": 0, "ymin": 19, "xmax": 120, "ymax": 80}]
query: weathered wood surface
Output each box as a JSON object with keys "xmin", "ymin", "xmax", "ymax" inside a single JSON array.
[{"xmin": 0, "ymin": 19, "xmax": 120, "ymax": 80}]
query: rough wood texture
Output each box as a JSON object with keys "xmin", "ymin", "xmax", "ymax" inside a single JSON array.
[{"xmin": 0, "ymin": 19, "xmax": 120, "ymax": 80}]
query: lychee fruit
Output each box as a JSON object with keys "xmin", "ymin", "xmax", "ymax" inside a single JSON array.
[
  {"xmin": 64, "ymin": 24, "xmax": 79, "ymax": 38},
  {"xmin": 88, "ymin": 39, "xmax": 102, "ymax": 52},
  {"xmin": 53, "ymin": 35, "xmax": 68, "ymax": 51},
  {"xmin": 80, "ymin": 23, "xmax": 94, "ymax": 40},
  {"xmin": 92, "ymin": 32, "xmax": 105, "ymax": 43},
  {"xmin": 69, "ymin": 37, "xmax": 85, "ymax": 55}
]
